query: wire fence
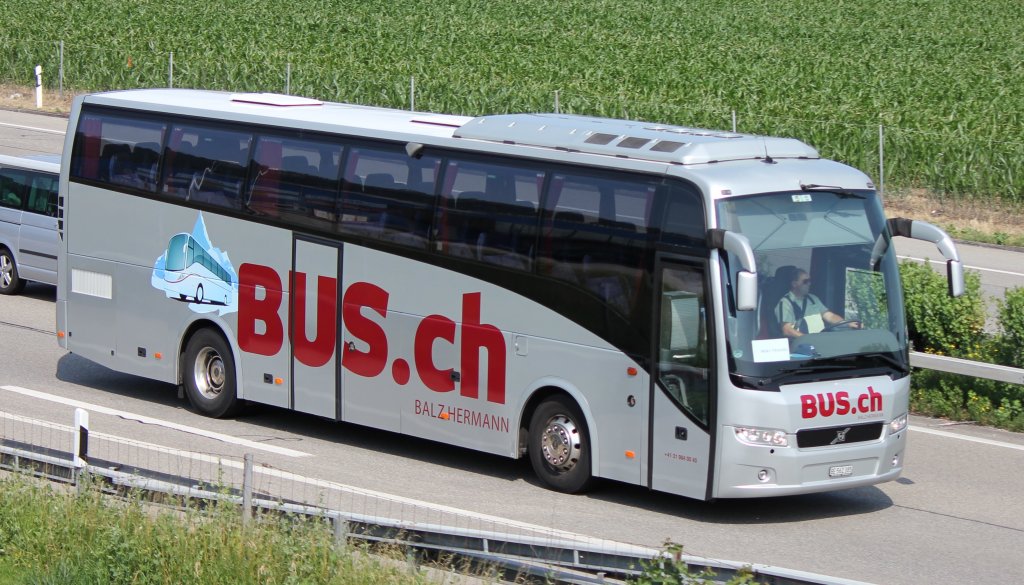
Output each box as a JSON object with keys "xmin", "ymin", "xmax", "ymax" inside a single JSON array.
[{"xmin": 2, "ymin": 39, "xmax": 1023, "ymax": 203}]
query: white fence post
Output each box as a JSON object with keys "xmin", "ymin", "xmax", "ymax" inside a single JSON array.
[
  {"xmin": 878, "ymin": 124, "xmax": 885, "ymax": 198},
  {"xmin": 34, "ymin": 65, "xmax": 43, "ymax": 108},
  {"xmin": 58, "ymin": 41, "xmax": 64, "ymax": 100}
]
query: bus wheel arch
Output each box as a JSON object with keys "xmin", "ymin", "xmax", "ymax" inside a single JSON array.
[
  {"xmin": 521, "ymin": 387, "xmax": 595, "ymax": 494},
  {"xmin": 180, "ymin": 323, "xmax": 241, "ymax": 418}
]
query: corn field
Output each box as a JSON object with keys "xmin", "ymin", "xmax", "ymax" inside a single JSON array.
[{"xmin": 2, "ymin": 0, "xmax": 1023, "ymax": 201}]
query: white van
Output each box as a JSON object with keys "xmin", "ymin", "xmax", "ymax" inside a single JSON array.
[{"xmin": 0, "ymin": 153, "xmax": 60, "ymax": 294}]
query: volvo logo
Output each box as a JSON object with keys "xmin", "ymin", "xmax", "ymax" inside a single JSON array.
[{"xmin": 830, "ymin": 427, "xmax": 852, "ymax": 445}]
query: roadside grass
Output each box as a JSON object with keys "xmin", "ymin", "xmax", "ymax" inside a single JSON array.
[{"xmin": 0, "ymin": 474, "xmax": 443, "ymax": 585}]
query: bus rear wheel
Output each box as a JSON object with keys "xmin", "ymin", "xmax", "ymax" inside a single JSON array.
[
  {"xmin": 528, "ymin": 396, "xmax": 593, "ymax": 493},
  {"xmin": 0, "ymin": 248, "xmax": 25, "ymax": 295},
  {"xmin": 183, "ymin": 329, "xmax": 241, "ymax": 418}
]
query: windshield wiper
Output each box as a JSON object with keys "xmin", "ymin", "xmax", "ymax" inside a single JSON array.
[
  {"xmin": 819, "ymin": 353, "xmax": 910, "ymax": 376},
  {"xmin": 799, "ymin": 184, "xmax": 867, "ymax": 198},
  {"xmin": 759, "ymin": 363, "xmax": 859, "ymax": 387}
]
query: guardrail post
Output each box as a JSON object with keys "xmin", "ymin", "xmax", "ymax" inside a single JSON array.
[
  {"xmin": 332, "ymin": 512, "xmax": 348, "ymax": 551},
  {"xmin": 72, "ymin": 408, "xmax": 89, "ymax": 493},
  {"xmin": 242, "ymin": 453, "xmax": 254, "ymax": 526}
]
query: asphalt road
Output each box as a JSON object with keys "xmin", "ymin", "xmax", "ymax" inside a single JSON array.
[{"xmin": 2, "ymin": 108, "xmax": 1024, "ymax": 584}]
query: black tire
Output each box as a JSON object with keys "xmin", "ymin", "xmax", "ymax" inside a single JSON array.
[
  {"xmin": 195, "ymin": 283, "xmax": 204, "ymax": 304},
  {"xmin": 0, "ymin": 248, "xmax": 25, "ymax": 296},
  {"xmin": 183, "ymin": 328, "xmax": 241, "ymax": 418},
  {"xmin": 528, "ymin": 395, "xmax": 593, "ymax": 493}
]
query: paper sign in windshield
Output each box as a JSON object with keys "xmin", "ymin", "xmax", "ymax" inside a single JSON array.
[{"xmin": 752, "ymin": 338, "xmax": 790, "ymax": 363}]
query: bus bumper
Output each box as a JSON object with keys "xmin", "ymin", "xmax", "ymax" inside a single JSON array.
[{"xmin": 713, "ymin": 425, "xmax": 906, "ymax": 498}]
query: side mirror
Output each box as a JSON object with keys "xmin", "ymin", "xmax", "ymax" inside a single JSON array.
[
  {"xmin": 708, "ymin": 229, "xmax": 758, "ymax": 311},
  {"xmin": 883, "ymin": 218, "xmax": 965, "ymax": 298}
]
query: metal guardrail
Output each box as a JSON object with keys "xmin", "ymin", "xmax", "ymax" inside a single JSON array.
[
  {"xmin": 0, "ymin": 418, "xmax": 874, "ymax": 585},
  {"xmin": 910, "ymin": 351, "xmax": 1024, "ymax": 384}
]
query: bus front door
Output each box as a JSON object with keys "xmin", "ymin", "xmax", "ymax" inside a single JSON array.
[
  {"xmin": 291, "ymin": 236, "xmax": 343, "ymax": 420},
  {"xmin": 649, "ymin": 257, "xmax": 714, "ymax": 500}
]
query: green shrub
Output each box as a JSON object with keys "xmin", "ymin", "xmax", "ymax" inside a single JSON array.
[
  {"xmin": 901, "ymin": 262, "xmax": 1024, "ymax": 430},
  {"xmin": 996, "ymin": 286, "xmax": 1024, "ymax": 367},
  {"xmin": 899, "ymin": 260, "xmax": 987, "ymax": 358}
]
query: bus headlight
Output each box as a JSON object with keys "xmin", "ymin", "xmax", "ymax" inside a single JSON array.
[
  {"xmin": 735, "ymin": 427, "xmax": 789, "ymax": 447},
  {"xmin": 889, "ymin": 413, "xmax": 908, "ymax": 435}
]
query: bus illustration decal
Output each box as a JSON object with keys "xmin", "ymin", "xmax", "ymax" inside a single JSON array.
[{"xmin": 151, "ymin": 212, "xmax": 238, "ymax": 315}]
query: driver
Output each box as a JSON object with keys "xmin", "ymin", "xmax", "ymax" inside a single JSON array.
[{"xmin": 775, "ymin": 267, "xmax": 860, "ymax": 338}]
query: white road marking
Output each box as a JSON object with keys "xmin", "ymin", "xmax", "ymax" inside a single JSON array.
[
  {"xmin": 910, "ymin": 425, "xmax": 1024, "ymax": 452},
  {"xmin": 898, "ymin": 254, "xmax": 1024, "ymax": 278},
  {"xmin": 0, "ymin": 385, "xmax": 310, "ymax": 458},
  {"xmin": 0, "ymin": 122, "xmax": 66, "ymax": 135}
]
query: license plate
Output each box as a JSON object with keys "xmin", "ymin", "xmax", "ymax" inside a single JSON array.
[{"xmin": 829, "ymin": 465, "xmax": 854, "ymax": 478}]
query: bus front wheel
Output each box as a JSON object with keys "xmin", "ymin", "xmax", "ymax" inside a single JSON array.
[
  {"xmin": 183, "ymin": 329, "xmax": 241, "ymax": 418},
  {"xmin": 528, "ymin": 396, "xmax": 593, "ymax": 493}
]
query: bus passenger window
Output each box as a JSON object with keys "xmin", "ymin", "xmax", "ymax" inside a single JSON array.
[
  {"xmin": 245, "ymin": 135, "xmax": 343, "ymax": 231},
  {"xmin": 339, "ymin": 146, "xmax": 439, "ymax": 249},
  {"xmin": 161, "ymin": 125, "xmax": 251, "ymax": 210},
  {"xmin": 70, "ymin": 113, "xmax": 167, "ymax": 192},
  {"xmin": 435, "ymin": 158, "xmax": 541, "ymax": 270},
  {"xmin": 540, "ymin": 171, "xmax": 655, "ymax": 317}
]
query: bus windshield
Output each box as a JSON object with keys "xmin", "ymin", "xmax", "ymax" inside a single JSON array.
[{"xmin": 716, "ymin": 189, "xmax": 907, "ymax": 389}]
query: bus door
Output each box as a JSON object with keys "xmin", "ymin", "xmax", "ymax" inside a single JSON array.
[
  {"xmin": 649, "ymin": 256, "xmax": 714, "ymax": 499},
  {"xmin": 290, "ymin": 235, "xmax": 343, "ymax": 420}
]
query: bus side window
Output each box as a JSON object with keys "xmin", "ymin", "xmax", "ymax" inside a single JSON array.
[
  {"xmin": 339, "ymin": 146, "xmax": 438, "ymax": 249},
  {"xmin": 540, "ymin": 171, "xmax": 654, "ymax": 317},
  {"xmin": 161, "ymin": 124, "xmax": 251, "ymax": 210},
  {"xmin": 435, "ymin": 158, "xmax": 541, "ymax": 270},
  {"xmin": 69, "ymin": 113, "xmax": 167, "ymax": 193},
  {"xmin": 658, "ymin": 182, "xmax": 706, "ymax": 248},
  {"xmin": 245, "ymin": 135, "xmax": 343, "ymax": 230}
]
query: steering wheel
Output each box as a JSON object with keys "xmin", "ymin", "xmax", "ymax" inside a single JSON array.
[{"xmin": 824, "ymin": 319, "xmax": 861, "ymax": 332}]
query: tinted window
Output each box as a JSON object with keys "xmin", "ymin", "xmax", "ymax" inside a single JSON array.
[
  {"xmin": 340, "ymin": 145, "xmax": 440, "ymax": 249},
  {"xmin": 435, "ymin": 158, "xmax": 542, "ymax": 271},
  {"xmin": 245, "ymin": 135, "xmax": 342, "ymax": 231},
  {"xmin": 27, "ymin": 173, "xmax": 58, "ymax": 217},
  {"xmin": 162, "ymin": 124, "xmax": 252, "ymax": 210},
  {"xmin": 540, "ymin": 171, "xmax": 657, "ymax": 315},
  {"xmin": 71, "ymin": 113, "xmax": 167, "ymax": 192},
  {"xmin": 659, "ymin": 182, "xmax": 706, "ymax": 247},
  {"xmin": 0, "ymin": 169, "xmax": 28, "ymax": 209}
]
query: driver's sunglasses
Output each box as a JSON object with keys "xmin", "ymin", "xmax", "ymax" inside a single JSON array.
[{"xmin": 799, "ymin": 278, "xmax": 811, "ymax": 284}]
